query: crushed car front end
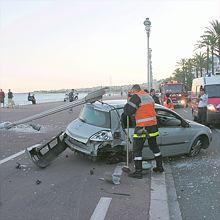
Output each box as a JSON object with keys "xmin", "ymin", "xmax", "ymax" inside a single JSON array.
[{"xmin": 64, "ymin": 101, "xmax": 126, "ymax": 159}]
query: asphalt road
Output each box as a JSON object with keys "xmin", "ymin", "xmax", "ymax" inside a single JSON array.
[
  {"xmin": 0, "ymin": 102, "xmax": 151, "ymax": 220},
  {"xmin": 169, "ymin": 107, "xmax": 220, "ymax": 220},
  {"xmin": 1, "ymin": 103, "xmax": 219, "ymax": 220}
]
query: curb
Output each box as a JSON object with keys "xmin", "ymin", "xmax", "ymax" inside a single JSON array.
[
  {"xmin": 165, "ymin": 164, "xmax": 182, "ymax": 220},
  {"xmin": 149, "ymin": 162, "xmax": 182, "ymax": 220}
]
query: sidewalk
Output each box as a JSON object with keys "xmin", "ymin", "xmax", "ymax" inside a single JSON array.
[{"xmin": 149, "ymin": 163, "xmax": 182, "ymax": 220}]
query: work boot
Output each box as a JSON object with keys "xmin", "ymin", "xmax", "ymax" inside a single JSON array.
[
  {"xmin": 128, "ymin": 171, "xmax": 143, "ymax": 179},
  {"xmin": 128, "ymin": 160, "xmax": 142, "ymax": 179},
  {"xmin": 153, "ymin": 155, "xmax": 164, "ymax": 173},
  {"xmin": 152, "ymin": 166, "xmax": 164, "ymax": 173}
]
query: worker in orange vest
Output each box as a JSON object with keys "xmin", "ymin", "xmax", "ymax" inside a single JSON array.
[
  {"xmin": 124, "ymin": 84, "xmax": 164, "ymax": 179},
  {"xmin": 163, "ymin": 93, "xmax": 174, "ymax": 110}
]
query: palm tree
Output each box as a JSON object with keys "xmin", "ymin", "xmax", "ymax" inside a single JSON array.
[
  {"xmin": 172, "ymin": 68, "xmax": 184, "ymax": 83},
  {"xmin": 205, "ymin": 20, "xmax": 220, "ymax": 63},
  {"xmin": 177, "ymin": 58, "xmax": 188, "ymax": 83},
  {"xmin": 196, "ymin": 34, "xmax": 217, "ymax": 75},
  {"xmin": 185, "ymin": 58, "xmax": 194, "ymax": 89},
  {"xmin": 193, "ymin": 53, "xmax": 207, "ymax": 77}
]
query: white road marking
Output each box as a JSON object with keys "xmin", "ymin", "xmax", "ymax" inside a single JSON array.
[
  {"xmin": 183, "ymin": 109, "xmax": 188, "ymax": 113},
  {"xmin": 0, "ymin": 144, "xmax": 40, "ymax": 165},
  {"xmin": 90, "ymin": 197, "xmax": 112, "ymax": 220}
]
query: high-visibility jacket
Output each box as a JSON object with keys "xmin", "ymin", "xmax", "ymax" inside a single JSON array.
[
  {"xmin": 134, "ymin": 90, "xmax": 157, "ymax": 127},
  {"xmin": 163, "ymin": 98, "xmax": 174, "ymax": 110}
]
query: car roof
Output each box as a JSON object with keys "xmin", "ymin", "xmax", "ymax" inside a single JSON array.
[{"xmin": 88, "ymin": 99, "xmax": 165, "ymax": 112}]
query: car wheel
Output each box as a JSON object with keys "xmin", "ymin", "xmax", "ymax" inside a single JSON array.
[{"xmin": 188, "ymin": 137, "xmax": 203, "ymax": 157}]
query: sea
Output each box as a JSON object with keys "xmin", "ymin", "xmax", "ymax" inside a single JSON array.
[
  {"xmin": 3, "ymin": 92, "xmax": 121, "ymax": 106},
  {"xmin": 4, "ymin": 92, "xmax": 87, "ymax": 106}
]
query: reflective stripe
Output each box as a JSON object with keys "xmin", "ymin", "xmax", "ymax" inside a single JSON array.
[
  {"xmin": 149, "ymin": 131, "xmax": 159, "ymax": 137},
  {"xmin": 134, "ymin": 157, "xmax": 142, "ymax": 161},
  {"xmin": 133, "ymin": 134, "xmax": 146, "ymax": 138},
  {"xmin": 136, "ymin": 116, "xmax": 157, "ymax": 123},
  {"xmin": 127, "ymin": 101, "xmax": 138, "ymax": 109},
  {"xmin": 154, "ymin": 152, "xmax": 161, "ymax": 157}
]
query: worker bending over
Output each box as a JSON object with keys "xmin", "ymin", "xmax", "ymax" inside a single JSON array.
[{"xmin": 124, "ymin": 84, "xmax": 164, "ymax": 179}]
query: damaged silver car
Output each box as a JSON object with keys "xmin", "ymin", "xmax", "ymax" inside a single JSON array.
[
  {"xmin": 26, "ymin": 99, "xmax": 212, "ymax": 167},
  {"xmin": 64, "ymin": 99, "xmax": 212, "ymax": 161}
]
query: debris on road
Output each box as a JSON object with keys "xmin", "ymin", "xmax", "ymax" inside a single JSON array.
[
  {"xmin": 15, "ymin": 162, "xmax": 21, "ymax": 169},
  {"xmin": 100, "ymin": 188, "xmax": 130, "ymax": 196},
  {"xmin": 15, "ymin": 162, "xmax": 27, "ymax": 169},
  {"xmin": 35, "ymin": 179, "xmax": 42, "ymax": 185},
  {"xmin": 104, "ymin": 172, "xmax": 121, "ymax": 185}
]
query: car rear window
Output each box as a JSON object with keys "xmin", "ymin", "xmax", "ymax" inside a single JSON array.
[{"xmin": 79, "ymin": 104, "xmax": 110, "ymax": 128}]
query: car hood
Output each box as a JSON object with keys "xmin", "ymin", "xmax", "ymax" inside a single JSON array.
[
  {"xmin": 186, "ymin": 119, "xmax": 206, "ymax": 127},
  {"xmin": 186, "ymin": 119, "xmax": 212, "ymax": 133},
  {"xmin": 65, "ymin": 118, "xmax": 109, "ymax": 143}
]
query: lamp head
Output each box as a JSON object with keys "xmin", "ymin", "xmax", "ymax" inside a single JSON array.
[{"xmin": 144, "ymin": 17, "xmax": 151, "ymax": 32}]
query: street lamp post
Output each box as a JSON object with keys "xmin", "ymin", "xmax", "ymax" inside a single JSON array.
[
  {"xmin": 149, "ymin": 48, "xmax": 153, "ymax": 88},
  {"xmin": 144, "ymin": 18, "xmax": 151, "ymax": 90}
]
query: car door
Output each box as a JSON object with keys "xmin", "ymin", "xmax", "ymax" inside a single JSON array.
[{"xmin": 156, "ymin": 109, "xmax": 190, "ymax": 157}]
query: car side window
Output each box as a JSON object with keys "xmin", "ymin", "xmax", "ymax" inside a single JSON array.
[{"xmin": 156, "ymin": 109, "xmax": 182, "ymax": 127}]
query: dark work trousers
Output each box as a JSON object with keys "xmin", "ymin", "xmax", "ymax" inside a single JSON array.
[
  {"xmin": 198, "ymin": 107, "xmax": 207, "ymax": 125},
  {"xmin": 133, "ymin": 136, "xmax": 161, "ymax": 160}
]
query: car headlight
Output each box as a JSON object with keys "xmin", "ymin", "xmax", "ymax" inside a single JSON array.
[
  {"xmin": 178, "ymin": 94, "xmax": 181, "ymax": 97},
  {"xmin": 90, "ymin": 131, "xmax": 113, "ymax": 142},
  {"xmin": 207, "ymin": 104, "xmax": 217, "ymax": 112}
]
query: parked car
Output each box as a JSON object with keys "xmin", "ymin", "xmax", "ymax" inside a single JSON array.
[{"xmin": 64, "ymin": 99, "xmax": 212, "ymax": 161}]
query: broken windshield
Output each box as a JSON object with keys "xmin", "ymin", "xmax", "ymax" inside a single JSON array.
[{"xmin": 79, "ymin": 104, "xmax": 110, "ymax": 128}]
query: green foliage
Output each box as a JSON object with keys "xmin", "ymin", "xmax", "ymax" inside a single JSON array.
[{"xmin": 166, "ymin": 19, "xmax": 219, "ymax": 91}]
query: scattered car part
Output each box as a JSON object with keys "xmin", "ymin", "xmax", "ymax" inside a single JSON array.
[{"xmin": 26, "ymin": 132, "xmax": 67, "ymax": 168}]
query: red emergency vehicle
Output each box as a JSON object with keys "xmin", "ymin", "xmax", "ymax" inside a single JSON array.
[
  {"xmin": 191, "ymin": 74, "xmax": 220, "ymax": 125},
  {"xmin": 160, "ymin": 81, "xmax": 188, "ymax": 108}
]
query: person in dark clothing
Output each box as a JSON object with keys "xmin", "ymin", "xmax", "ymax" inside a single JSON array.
[
  {"xmin": 8, "ymin": 89, "xmax": 15, "ymax": 108},
  {"xmin": 28, "ymin": 93, "xmax": 36, "ymax": 104},
  {"xmin": 69, "ymin": 89, "xmax": 75, "ymax": 102},
  {"xmin": 123, "ymin": 84, "xmax": 164, "ymax": 179},
  {"xmin": 150, "ymin": 89, "xmax": 161, "ymax": 104},
  {"xmin": 0, "ymin": 89, "xmax": 5, "ymax": 108}
]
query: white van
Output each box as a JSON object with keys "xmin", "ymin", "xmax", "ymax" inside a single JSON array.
[{"xmin": 191, "ymin": 74, "xmax": 220, "ymax": 124}]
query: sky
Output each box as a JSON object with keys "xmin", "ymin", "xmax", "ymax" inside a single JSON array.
[{"xmin": 0, "ymin": 0, "xmax": 220, "ymax": 93}]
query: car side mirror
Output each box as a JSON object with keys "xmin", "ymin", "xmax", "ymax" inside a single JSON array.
[{"xmin": 181, "ymin": 120, "xmax": 189, "ymax": 127}]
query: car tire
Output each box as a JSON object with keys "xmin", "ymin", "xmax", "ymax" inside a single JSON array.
[{"xmin": 188, "ymin": 137, "xmax": 203, "ymax": 157}]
